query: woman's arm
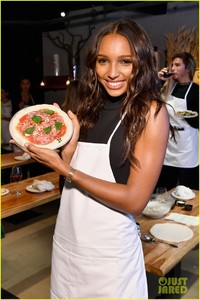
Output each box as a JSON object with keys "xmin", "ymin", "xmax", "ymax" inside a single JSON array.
[
  {"xmin": 70, "ymin": 102, "xmax": 169, "ymax": 215},
  {"xmin": 11, "ymin": 103, "xmax": 169, "ymax": 216}
]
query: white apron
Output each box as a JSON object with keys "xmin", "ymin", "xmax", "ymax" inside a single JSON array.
[
  {"xmin": 164, "ymin": 82, "xmax": 198, "ymax": 168},
  {"xmin": 50, "ymin": 120, "xmax": 148, "ymax": 299}
]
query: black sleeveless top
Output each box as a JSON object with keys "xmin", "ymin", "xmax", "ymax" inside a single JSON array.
[{"xmin": 85, "ymin": 96, "xmax": 130, "ymax": 184}]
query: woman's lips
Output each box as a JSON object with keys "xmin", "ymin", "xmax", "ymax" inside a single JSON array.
[{"xmin": 105, "ymin": 80, "xmax": 124, "ymax": 89}]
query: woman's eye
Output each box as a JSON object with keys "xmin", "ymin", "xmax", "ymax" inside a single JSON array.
[
  {"xmin": 120, "ymin": 59, "xmax": 132, "ymax": 65},
  {"xmin": 97, "ymin": 58, "xmax": 108, "ymax": 64}
]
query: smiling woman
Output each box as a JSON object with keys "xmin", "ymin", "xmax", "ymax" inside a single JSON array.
[
  {"xmin": 96, "ymin": 34, "xmax": 133, "ymax": 97},
  {"xmin": 11, "ymin": 19, "xmax": 169, "ymax": 299}
]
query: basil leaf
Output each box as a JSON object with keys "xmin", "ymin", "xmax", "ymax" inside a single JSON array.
[
  {"xmin": 24, "ymin": 127, "xmax": 35, "ymax": 134},
  {"xmin": 55, "ymin": 121, "xmax": 62, "ymax": 131},
  {"xmin": 43, "ymin": 109, "xmax": 54, "ymax": 115},
  {"xmin": 43, "ymin": 126, "xmax": 52, "ymax": 134},
  {"xmin": 32, "ymin": 115, "xmax": 42, "ymax": 124}
]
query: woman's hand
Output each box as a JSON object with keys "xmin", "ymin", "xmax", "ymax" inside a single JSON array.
[
  {"xmin": 60, "ymin": 110, "xmax": 80, "ymax": 164},
  {"xmin": 51, "ymin": 105, "xmax": 80, "ymax": 164},
  {"xmin": 10, "ymin": 139, "xmax": 66, "ymax": 173}
]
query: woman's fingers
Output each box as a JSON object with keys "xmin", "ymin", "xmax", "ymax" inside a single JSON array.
[
  {"xmin": 24, "ymin": 143, "xmax": 60, "ymax": 167},
  {"xmin": 10, "ymin": 139, "xmax": 47, "ymax": 162},
  {"xmin": 68, "ymin": 110, "xmax": 80, "ymax": 143},
  {"xmin": 53, "ymin": 102, "xmax": 60, "ymax": 108},
  {"xmin": 10, "ymin": 139, "xmax": 29, "ymax": 153}
]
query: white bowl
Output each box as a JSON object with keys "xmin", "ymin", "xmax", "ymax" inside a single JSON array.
[{"xmin": 142, "ymin": 201, "xmax": 171, "ymax": 219}]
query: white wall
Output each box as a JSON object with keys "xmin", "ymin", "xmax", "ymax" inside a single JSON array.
[{"xmin": 42, "ymin": 1, "xmax": 198, "ymax": 104}]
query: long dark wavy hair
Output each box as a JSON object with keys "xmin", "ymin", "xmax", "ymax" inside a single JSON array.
[{"xmin": 77, "ymin": 19, "xmax": 164, "ymax": 167}]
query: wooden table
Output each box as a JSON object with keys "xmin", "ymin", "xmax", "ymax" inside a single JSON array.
[
  {"xmin": 1, "ymin": 179, "xmax": 198, "ymax": 278},
  {"xmin": 1, "ymin": 151, "xmax": 35, "ymax": 169},
  {"xmin": 136, "ymin": 189, "xmax": 199, "ymax": 276},
  {"xmin": 1, "ymin": 172, "xmax": 60, "ymax": 218}
]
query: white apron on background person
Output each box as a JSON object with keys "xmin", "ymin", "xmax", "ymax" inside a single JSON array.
[
  {"xmin": 164, "ymin": 82, "xmax": 198, "ymax": 168},
  {"xmin": 50, "ymin": 119, "xmax": 148, "ymax": 299}
]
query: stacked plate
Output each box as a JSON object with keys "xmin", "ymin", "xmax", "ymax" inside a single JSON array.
[{"xmin": 171, "ymin": 185, "xmax": 195, "ymax": 201}]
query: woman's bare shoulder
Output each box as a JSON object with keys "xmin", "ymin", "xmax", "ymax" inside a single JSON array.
[
  {"xmin": 149, "ymin": 100, "xmax": 168, "ymax": 120},
  {"xmin": 144, "ymin": 100, "xmax": 169, "ymax": 140}
]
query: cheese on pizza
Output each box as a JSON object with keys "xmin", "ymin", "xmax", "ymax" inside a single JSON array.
[{"xmin": 16, "ymin": 108, "xmax": 66, "ymax": 145}]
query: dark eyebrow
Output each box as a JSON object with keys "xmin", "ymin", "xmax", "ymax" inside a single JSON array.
[{"xmin": 97, "ymin": 54, "xmax": 132, "ymax": 58}]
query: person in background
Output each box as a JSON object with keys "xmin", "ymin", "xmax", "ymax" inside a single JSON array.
[
  {"xmin": 11, "ymin": 77, "xmax": 49, "ymax": 176},
  {"xmin": 1, "ymin": 87, "xmax": 13, "ymax": 153},
  {"xmin": 12, "ymin": 77, "xmax": 35, "ymax": 115},
  {"xmin": 12, "ymin": 77, "xmax": 36, "ymax": 154},
  {"xmin": 157, "ymin": 52, "xmax": 199, "ymax": 190},
  {"xmin": 11, "ymin": 19, "xmax": 169, "ymax": 298}
]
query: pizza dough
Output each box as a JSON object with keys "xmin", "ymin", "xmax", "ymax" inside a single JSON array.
[
  {"xmin": 32, "ymin": 180, "xmax": 55, "ymax": 192},
  {"xmin": 150, "ymin": 223, "xmax": 193, "ymax": 243},
  {"xmin": 165, "ymin": 213, "xmax": 198, "ymax": 226}
]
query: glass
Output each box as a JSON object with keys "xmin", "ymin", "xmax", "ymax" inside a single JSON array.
[
  {"xmin": 163, "ymin": 71, "xmax": 174, "ymax": 78},
  {"xmin": 156, "ymin": 187, "xmax": 175, "ymax": 208},
  {"xmin": 156, "ymin": 187, "xmax": 167, "ymax": 196},
  {"xmin": 11, "ymin": 166, "xmax": 23, "ymax": 196}
]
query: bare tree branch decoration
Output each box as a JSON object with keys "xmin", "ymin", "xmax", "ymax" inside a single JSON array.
[{"xmin": 46, "ymin": 22, "xmax": 95, "ymax": 78}]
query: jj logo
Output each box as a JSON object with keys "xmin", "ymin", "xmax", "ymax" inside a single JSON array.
[{"xmin": 158, "ymin": 277, "xmax": 188, "ymax": 295}]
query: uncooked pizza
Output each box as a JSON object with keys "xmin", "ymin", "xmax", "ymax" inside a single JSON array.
[
  {"xmin": 150, "ymin": 223, "xmax": 193, "ymax": 243},
  {"xmin": 9, "ymin": 104, "xmax": 73, "ymax": 149}
]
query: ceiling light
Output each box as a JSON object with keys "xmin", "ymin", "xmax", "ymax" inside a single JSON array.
[{"xmin": 60, "ymin": 12, "xmax": 66, "ymax": 17}]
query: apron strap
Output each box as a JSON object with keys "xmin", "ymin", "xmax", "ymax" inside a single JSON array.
[
  {"xmin": 184, "ymin": 82, "xmax": 193, "ymax": 98},
  {"xmin": 107, "ymin": 113, "xmax": 126, "ymax": 145}
]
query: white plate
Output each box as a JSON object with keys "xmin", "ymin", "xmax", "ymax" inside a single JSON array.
[
  {"xmin": 176, "ymin": 110, "xmax": 198, "ymax": 118},
  {"xmin": 15, "ymin": 154, "xmax": 31, "ymax": 161},
  {"xmin": 171, "ymin": 191, "xmax": 195, "ymax": 201},
  {"xmin": 1, "ymin": 188, "xmax": 9, "ymax": 196},
  {"xmin": 26, "ymin": 185, "xmax": 45, "ymax": 193},
  {"xmin": 9, "ymin": 104, "xmax": 73, "ymax": 150},
  {"xmin": 15, "ymin": 156, "xmax": 28, "ymax": 161}
]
